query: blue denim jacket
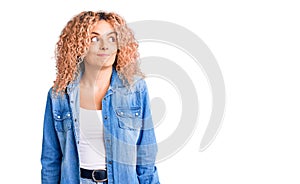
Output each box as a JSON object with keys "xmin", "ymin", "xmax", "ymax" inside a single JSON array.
[{"xmin": 41, "ymin": 67, "xmax": 160, "ymax": 184}]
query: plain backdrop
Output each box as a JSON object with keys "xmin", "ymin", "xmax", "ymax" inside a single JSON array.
[{"xmin": 0, "ymin": 0, "xmax": 299, "ymax": 183}]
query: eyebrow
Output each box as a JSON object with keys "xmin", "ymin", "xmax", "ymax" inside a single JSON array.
[{"xmin": 91, "ymin": 31, "xmax": 117, "ymax": 36}]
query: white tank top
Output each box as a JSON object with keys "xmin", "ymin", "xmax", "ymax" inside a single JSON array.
[{"xmin": 79, "ymin": 107, "xmax": 106, "ymax": 170}]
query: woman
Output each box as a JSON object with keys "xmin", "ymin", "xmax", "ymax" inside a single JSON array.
[{"xmin": 41, "ymin": 11, "xmax": 160, "ymax": 184}]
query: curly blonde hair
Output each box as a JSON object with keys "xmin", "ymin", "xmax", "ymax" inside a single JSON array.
[{"xmin": 53, "ymin": 11, "xmax": 144, "ymax": 95}]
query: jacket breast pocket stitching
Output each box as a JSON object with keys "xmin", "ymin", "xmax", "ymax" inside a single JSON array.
[
  {"xmin": 115, "ymin": 107, "xmax": 142, "ymax": 131},
  {"xmin": 53, "ymin": 111, "xmax": 72, "ymax": 132}
]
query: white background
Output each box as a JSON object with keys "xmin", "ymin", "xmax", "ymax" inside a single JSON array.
[{"xmin": 0, "ymin": 0, "xmax": 300, "ymax": 183}]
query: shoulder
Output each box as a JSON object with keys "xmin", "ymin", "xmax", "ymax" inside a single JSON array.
[
  {"xmin": 46, "ymin": 86, "xmax": 70, "ymax": 112},
  {"xmin": 46, "ymin": 86, "xmax": 68, "ymax": 101},
  {"xmin": 132, "ymin": 75, "xmax": 149, "ymax": 93}
]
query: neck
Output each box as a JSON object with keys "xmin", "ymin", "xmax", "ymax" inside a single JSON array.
[{"xmin": 80, "ymin": 63, "xmax": 113, "ymax": 88}]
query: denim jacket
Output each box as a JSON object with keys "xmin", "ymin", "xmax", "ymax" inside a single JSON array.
[{"xmin": 41, "ymin": 67, "xmax": 160, "ymax": 184}]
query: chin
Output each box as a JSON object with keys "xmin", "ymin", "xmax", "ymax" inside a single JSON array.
[{"xmin": 98, "ymin": 63, "xmax": 113, "ymax": 68}]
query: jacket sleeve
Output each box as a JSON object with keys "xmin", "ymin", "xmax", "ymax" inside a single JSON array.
[
  {"xmin": 136, "ymin": 81, "xmax": 160, "ymax": 184},
  {"xmin": 41, "ymin": 88, "xmax": 62, "ymax": 184}
]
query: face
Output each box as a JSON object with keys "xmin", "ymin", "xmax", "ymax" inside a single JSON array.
[{"xmin": 84, "ymin": 20, "xmax": 118, "ymax": 68}]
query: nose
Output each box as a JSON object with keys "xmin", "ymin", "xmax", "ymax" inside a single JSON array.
[
  {"xmin": 100, "ymin": 45, "xmax": 108, "ymax": 50},
  {"xmin": 99, "ymin": 40, "xmax": 108, "ymax": 50}
]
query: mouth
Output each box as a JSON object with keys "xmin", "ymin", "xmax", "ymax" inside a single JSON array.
[{"xmin": 97, "ymin": 53, "xmax": 110, "ymax": 57}]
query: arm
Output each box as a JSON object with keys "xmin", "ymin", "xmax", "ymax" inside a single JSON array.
[
  {"xmin": 41, "ymin": 88, "xmax": 62, "ymax": 184},
  {"xmin": 136, "ymin": 81, "xmax": 160, "ymax": 184}
]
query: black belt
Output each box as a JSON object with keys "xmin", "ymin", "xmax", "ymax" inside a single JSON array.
[{"xmin": 80, "ymin": 168, "xmax": 108, "ymax": 182}]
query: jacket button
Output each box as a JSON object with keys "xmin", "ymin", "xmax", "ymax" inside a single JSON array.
[
  {"xmin": 104, "ymin": 116, "xmax": 108, "ymax": 119},
  {"xmin": 74, "ymin": 118, "xmax": 77, "ymax": 122},
  {"xmin": 71, "ymin": 100, "xmax": 74, "ymax": 103}
]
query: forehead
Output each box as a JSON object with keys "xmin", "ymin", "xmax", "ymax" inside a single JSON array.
[{"xmin": 91, "ymin": 20, "xmax": 115, "ymax": 35}]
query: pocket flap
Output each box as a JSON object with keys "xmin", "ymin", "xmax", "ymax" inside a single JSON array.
[
  {"xmin": 53, "ymin": 111, "xmax": 71, "ymax": 121},
  {"xmin": 116, "ymin": 108, "xmax": 142, "ymax": 130}
]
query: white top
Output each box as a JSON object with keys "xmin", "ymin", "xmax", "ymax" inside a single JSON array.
[{"xmin": 79, "ymin": 107, "xmax": 106, "ymax": 170}]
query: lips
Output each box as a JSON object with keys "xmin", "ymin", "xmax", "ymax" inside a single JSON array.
[{"xmin": 97, "ymin": 53, "xmax": 110, "ymax": 57}]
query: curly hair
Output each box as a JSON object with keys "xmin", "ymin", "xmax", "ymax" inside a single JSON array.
[{"xmin": 53, "ymin": 11, "xmax": 144, "ymax": 95}]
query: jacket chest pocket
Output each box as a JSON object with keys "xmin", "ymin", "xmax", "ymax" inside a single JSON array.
[
  {"xmin": 115, "ymin": 107, "xmax": 142, "ymax": 131},
  {"xmin": 53, "ymin": 111, "xmax": 72, "ymax": 132}
]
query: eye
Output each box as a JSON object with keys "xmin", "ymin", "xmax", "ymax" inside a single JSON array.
[
  {"xmin": 91, "ymin": 37, "xmax": 99, "ymax": 42},
  {"xmin": 108, "ymin": 36, "xmax": 116, "ymax": 42}
]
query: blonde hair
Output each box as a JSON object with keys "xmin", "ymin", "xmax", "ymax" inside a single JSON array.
[{"xmin": 53, "ymin": 11, "xmax": 144, "ymax": 95}]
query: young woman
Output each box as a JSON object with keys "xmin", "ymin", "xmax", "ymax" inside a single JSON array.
[{"xmin": 41, "ymin": 11, "xmax": 160, "ymax": 184}]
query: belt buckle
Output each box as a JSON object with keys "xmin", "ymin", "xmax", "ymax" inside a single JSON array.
[{"xmin": 92, "ymin": 169, "xmax": 107, "ymax": 182}]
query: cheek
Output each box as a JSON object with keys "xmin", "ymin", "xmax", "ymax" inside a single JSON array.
[
  {"xmin": 88, "ymin": 44, "xmax": 99, "ymax": 53},
  {"xmin": 107, "ymin": 43, "xmax": 118, "ymax": 53},
  {"xmin": 85, "ymin": 45, "xmax": 98, "ymax": 58}
]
